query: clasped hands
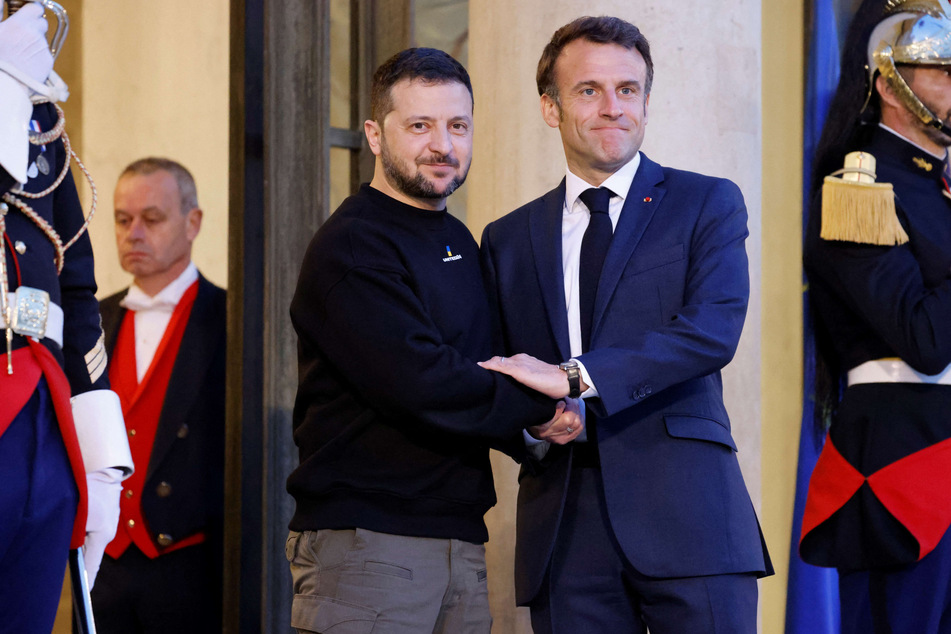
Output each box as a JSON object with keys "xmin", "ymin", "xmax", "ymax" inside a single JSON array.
[{"xmin": 479, "ymin": 353, "xmax": 586, "ymax": 444}]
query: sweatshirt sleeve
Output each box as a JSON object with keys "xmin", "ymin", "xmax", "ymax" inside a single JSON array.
[{"xmin": 290, "ymin": 228, "xmax": 555, "ymax": 442}]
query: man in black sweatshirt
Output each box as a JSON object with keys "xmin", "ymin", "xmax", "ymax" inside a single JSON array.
[{"xmin": 285, "ymin": 48, "xmax": 581, "ymax": 634}]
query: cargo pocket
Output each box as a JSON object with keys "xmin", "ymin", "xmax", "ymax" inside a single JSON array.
[{"xmin": 291, "ymin": 594, "xmax": 378, "ymax": 634}]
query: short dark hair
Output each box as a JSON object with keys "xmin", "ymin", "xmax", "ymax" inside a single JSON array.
[
  {"xmin": 536, "ymin": 16, "xmax": 653, "ymax": 102},
  {"xmin": 370, "ymin": 47, "xmax": 473, "ymax": 123},
  {"xmin": 119, "ymin": 157, "xmax": 198, "ymax": 214}
]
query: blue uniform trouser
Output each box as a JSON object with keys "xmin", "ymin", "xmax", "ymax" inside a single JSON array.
[
  {"xmin": 840, "ymin": 528, "xmax": 951, "ymax": 634},
  {"xmin": 0, "ymin": 379, "xmax": 79, "ymax": 634}
]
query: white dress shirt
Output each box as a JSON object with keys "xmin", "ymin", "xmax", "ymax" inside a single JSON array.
[
  {"xmin": 119, "ymin": 262, "xmax": 198, "ymax": 383},
  {"xmin": 525, "ymin": 153, "xmax": 642, "ymax": 452},
  {"xmin": 563, "ymin": 153, "xmax": 641, "ymax": 375}
]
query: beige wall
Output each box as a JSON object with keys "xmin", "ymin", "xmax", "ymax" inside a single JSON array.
[
  {"xmin": 78, "ymin": 0, "xmax": 230, "ymax": 298},
  {"xmin": 761, "ymin": 0, "xmax": 806, "ymax": 632}
]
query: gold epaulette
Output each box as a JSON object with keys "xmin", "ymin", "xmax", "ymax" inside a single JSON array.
[{"xmin": 820, "ymin": 151, "xmax": 909, "ymax": 246}]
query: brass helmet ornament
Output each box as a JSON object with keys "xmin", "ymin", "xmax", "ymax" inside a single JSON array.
[{"xmin": 868, "ymin": 0, "xmax": 951, "ymax": 136}]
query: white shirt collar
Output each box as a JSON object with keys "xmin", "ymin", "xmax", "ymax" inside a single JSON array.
[
  {"xmin": 120, "ymin": 262, "xmax": 198, "ymax": 312},
  {"xmin": 879, "ymin": 123, "xmax": 948, "ymax": 161},
  {"xmin": 564, "ymin": 152, "xmax": 641, "ymax": 214}
]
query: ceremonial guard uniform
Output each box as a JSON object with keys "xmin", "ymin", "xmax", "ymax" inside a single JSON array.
[
  {"xmin": 0, "ymin": 7, "xmax": 132, "ymax": 630},
  {"xmin": 802, "ymin": 128, "xmax": 951, "ymax": 568},
  {"xmin": 0, "ymin": 101, "xmax": 133, "ymax": 633},
  {"xmin": 801, "ymin": 1, "xmax": 951, "ymax": 631}
]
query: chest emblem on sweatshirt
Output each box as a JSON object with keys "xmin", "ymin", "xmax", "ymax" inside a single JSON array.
[{"xmin": 442, "ymin": 245, "xmax": 462, "ymax": 262}]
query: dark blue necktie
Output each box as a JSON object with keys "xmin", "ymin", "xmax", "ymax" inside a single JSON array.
[{"xmin": 578, "ymin": 187, "xmax": 615, "ymax": 351}]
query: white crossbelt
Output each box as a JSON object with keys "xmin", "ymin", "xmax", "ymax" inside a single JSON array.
[
  {"xmin": 4, "ymin": 291, "xmax": 64, "ymax": 348},
  {"xmin": 848, "ymin": 358, "xmax": 951, "ymax": 386}
]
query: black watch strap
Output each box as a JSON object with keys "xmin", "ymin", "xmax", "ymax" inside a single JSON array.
[{"xmin": 559, "ymin": 361, "xmax": 582, "ymax": 398}]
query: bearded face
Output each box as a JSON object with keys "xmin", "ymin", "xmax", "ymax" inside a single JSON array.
[
  {"xmin": 380, "ymin": 130, "xmax": 469, "ymax": 200},
  {"xmin": 367, "ymin": 79, "xmax": 474, "ymax": 209}
]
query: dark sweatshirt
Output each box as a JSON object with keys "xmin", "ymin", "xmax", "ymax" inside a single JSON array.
[{"xmin": 287, "ymin": 184, "xmax": 554, "ymax": 543}]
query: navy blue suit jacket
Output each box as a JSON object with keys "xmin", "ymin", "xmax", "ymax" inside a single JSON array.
[{"xmin": 481, "ymin": 154, "xmax": 772, "ymax": 604}]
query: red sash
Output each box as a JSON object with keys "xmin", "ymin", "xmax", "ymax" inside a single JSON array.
[
  {"xmin": 106, "ymin": 281, "xmax": 201, "ymax": 558},
  {"xmin": 28, "ymin": 340, "xmax": 89, "ymax": 548},
  {"xmin": 0, "ymin": 348, "xmax": 43, "ymax": 437},
  {"xmin": 1, "ymin": 236, "xmax": 87, "ymax": 547}
]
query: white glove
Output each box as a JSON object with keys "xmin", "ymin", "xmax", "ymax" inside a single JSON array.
[
  {"xmin": 83, "ymin": 467, "xmax": 124, "ymax": 589},
  {"xmin": 0, "ymin": 3, "xmax": 53, "ymax": 184},
  {"xmin": 71, "ymin": 390, "xmax": 134, "ymax": 477},
  {"xmin": 0, "ymin": 3, "xmax": 53, "ymax": 87}
]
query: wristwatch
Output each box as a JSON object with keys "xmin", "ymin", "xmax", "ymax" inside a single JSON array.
[{"xmin": 559, "ymin": 360, "xmax": 582, "ymax": 399}]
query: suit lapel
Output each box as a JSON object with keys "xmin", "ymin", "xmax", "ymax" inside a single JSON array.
[
  {"xmin": 100, "ymin": 292, "xmax": 127, "ymax": 356},
  {"xmin": 593, "ymin": 155, "xmax": 666, "ymax": 336},
  {"xmin": 146, "ymin": 276, "xmax": 222, "ymax": 480},
  {"xmin": 529, "ymin": 181, "xmax": 572, "ymax": 359}
]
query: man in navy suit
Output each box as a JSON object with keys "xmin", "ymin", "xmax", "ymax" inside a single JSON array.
[
  {"xmin": 92, "ymin": 158, "xmax": 225, "ymax": 633},
  {"xmin": 479, "ymin": 16, "xmax": 772, "ymax": 633}
]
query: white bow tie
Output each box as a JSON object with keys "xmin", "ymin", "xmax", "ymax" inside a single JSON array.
[{"xmin": 120, "ymin": 291, "xmax": 177, "ymax": 313}]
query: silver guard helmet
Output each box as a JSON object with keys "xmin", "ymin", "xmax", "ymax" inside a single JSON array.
[{"xmin": 868, "ymin": 0, "xmax": 951, "ymax": 135}]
